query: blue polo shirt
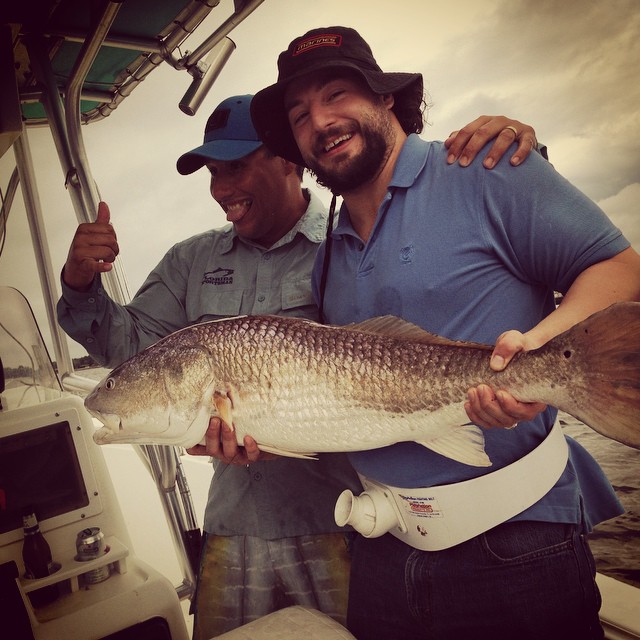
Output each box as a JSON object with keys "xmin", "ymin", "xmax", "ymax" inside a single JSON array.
[{"xmin": 312, "ymin": 134, "xmax": 627, "ymax": 528}]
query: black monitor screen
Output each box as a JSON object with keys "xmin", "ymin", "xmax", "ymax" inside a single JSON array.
[{"xmin": 0, "ymin": 421, "xmax": 89, "ymax": 533}]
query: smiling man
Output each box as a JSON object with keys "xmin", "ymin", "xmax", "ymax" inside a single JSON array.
[
  {"xmin": 251, "ymin": 25, "xmax": 640, "ymax": 640},
  {"xmin": 57, "ymin": 93, "xmax": 540, "ymax": 638}
]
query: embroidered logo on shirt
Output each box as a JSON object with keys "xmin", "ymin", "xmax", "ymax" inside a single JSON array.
[
  {"xmin": 202, "ymin": 268, "xmax": 234, "ymax": 286},
  {"xmin": 400, "ymin": 245, "xmax": 415, "ymax": 263}
]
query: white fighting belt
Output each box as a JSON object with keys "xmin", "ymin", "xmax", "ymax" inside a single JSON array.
[{"xmin": 335, "ymin": 421, "xmax": 568, "ymax": 551}]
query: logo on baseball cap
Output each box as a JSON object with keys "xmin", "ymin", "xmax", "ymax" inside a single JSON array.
[{"xmin": 177, "ymin": 95, "xmax": 263, "ymax": 175}]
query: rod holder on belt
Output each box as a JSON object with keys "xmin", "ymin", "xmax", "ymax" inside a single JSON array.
[
  {"xmin": 334, "ymin": 486, "xmax": 404, "ymax": 538},
  {"xmin": 334, "ymin": 422, "xmax": 567, "ymax": 551}
]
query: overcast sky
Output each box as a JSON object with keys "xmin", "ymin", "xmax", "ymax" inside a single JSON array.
[{"xmin": 1, "ymin": 0, "xmax": 638, "ymax": 360}]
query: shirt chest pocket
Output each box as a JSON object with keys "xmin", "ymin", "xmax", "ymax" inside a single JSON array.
[
  {"xmin": 281, "ymin": 278, "xmax": 315, "ymax": 310},
  {"xmin": 191, "ymin": 288, "xmax": 243, "ymax": 322},
  {"xmin": 280, "ymin": 277, "xmax": 317, "ymax": 316},
  {"xmin": 190, "ymin": 278, "xmax": 317, "ymax": 322}
]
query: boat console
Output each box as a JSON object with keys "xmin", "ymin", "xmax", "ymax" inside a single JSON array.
[{"xmin": 0, "ymin": 287, "xmax": 189, "ymax": 639}]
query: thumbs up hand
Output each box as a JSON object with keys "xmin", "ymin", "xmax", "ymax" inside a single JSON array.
[{"xmin": 62, "ymin": 201, "xmax": 120, "ymax": 291}]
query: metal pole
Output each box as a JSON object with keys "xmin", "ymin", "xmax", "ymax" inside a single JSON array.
[
  {"xmin": 64, "ymin": 0, "xmax": 122, "ymax": 215},
  {"xmin": 13, "ymin": 129, "xmax": 75, "ymax": 378}
]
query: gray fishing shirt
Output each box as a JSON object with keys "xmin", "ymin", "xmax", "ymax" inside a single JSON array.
[{"xmin": 57, "ymin": 190, "xmax": 362, "ymax": 538}]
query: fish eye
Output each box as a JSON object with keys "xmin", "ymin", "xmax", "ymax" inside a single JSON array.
[{"xmin": 105, "ymin": 378, "xmax": 116, "ymax": 390}]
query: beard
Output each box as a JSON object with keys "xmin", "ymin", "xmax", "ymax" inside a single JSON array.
[{"xmin": 305, "ymin": 110, "xmax": 395, "ymax": 195}]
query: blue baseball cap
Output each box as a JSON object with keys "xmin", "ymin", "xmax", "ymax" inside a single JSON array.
[{"xmin": 176, "ymin": 95, "xmax": 263, "ymax": 174}]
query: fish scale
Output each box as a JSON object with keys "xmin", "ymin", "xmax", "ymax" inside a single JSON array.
[
  {"xmin": 84, "ymin": 302, "xmax": 640, "ymax": 465},
  {"xmin": 196, "ymin": 316, "xmax": 488, "ymax": 413}
]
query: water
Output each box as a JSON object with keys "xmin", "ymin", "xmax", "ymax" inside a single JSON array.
[{"xmin": 560, "ymin": 413, "xmax": 640, "ymax": 589}]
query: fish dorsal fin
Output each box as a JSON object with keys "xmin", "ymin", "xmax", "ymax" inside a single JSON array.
[{"xmin": 343, "ymin": 315, "xmax": 493, "ymax": 350}]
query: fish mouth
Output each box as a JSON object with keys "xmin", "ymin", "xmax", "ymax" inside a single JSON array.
[
  {"xmin": 86, "ymin": 408, "xmax": 120, "ymax": 431},
  {"xmin": 90, "ymin": 413, "xmax": 170, "ymax": 445},
  {"xmin": 92, "ymin": 424, "xmax": 156, "ymax": 445},
  {"xmin": 90, "ymin": 406, "xmax": 212, "ymax": 448},
  {"xmin": 93, "ymin": 425, "xmax": 122, "ymax": 444},
  {"xmin": 88, "ymin": 411, "xmax": 128, "ymax": 444}
]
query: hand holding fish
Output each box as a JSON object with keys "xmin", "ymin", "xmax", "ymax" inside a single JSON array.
[
  {"xmin": 63, "ymin": 201, "xmax": 119, "ymax": 291},
  {"xmin": 465, "ymin": 329, "xmax": 547, "ymax": 429},
  {"xmin": 186, "ymin": 417, "xmax": 276, "ymax": 465}
]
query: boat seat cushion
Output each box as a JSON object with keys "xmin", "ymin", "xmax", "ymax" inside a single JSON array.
[{"xmin": 211, "ymin": 606, "xmax": 356, "ymax": 639}]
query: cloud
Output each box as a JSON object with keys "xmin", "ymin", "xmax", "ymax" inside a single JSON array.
[{"xmin": 421, "ymin": 0, "xmax": 640, "ymax": 201}]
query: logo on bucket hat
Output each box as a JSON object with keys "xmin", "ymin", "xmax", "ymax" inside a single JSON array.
[{"xmin": 293, "ymin": 33, "xmax": 342, "ymax": 55}]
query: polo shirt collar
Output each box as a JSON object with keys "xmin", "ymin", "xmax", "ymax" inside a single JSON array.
[{"xmin": 333, "ymin": 134, "xmax": 428, "ymax": 236}]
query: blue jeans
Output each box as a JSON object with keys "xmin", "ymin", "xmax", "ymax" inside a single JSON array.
[{"xmin": 347, "ymin": 521, "xmax": 603, "ymax": 640}]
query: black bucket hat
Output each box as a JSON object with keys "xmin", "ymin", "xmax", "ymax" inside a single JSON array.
[{"xmin": 251, "ymin": 26, "xmax": 423, "ymax": 166}]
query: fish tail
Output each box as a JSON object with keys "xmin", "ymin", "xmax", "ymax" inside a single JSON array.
[{"xmin": 559, "ymin": 302, "xmax": 640, "ymax": 448}]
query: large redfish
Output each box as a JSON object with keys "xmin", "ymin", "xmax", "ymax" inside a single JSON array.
[{"xmin": 84, "ymin": 302, "xmax": 640, "ymax": 466}]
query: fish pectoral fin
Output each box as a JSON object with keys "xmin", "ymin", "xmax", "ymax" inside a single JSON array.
[
  {"xmin": 213, "ymin": 390, "xmax": 234, "ymax": 430},
  {"xmin": 256, "ymin": 443, "xmax": 318, "ymax": 460},
  {"xmin": 417, "ymin": 424, "xmax": 492, "ymax": 467}
]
